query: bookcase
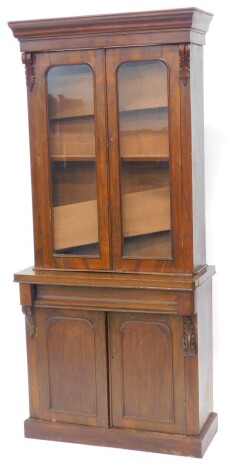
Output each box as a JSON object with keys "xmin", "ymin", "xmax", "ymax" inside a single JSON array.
[{"xmin": 9, "ymin": 8, "xmax": 217, "ymax": 457}]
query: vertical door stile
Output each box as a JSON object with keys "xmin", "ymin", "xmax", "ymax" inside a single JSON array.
[
  {"xmin": 105, "ymin": 49, "xmax": 123, "ymax": 269},
  {"xmin": 105, "ymin": 311, "xmax": 112, "ymax": 428},
  {"xmin": 103, "ymin": 50, "xmax": 114, "ymax": 270}
]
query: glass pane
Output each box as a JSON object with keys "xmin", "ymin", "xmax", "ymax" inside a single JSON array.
[
  {"xmin": 47, "ymin": 64, "xmax": 99, "ymax": 256},
  {"xmin": 118, "ymin": 60, "xmax": 171, "ymax": 259}
]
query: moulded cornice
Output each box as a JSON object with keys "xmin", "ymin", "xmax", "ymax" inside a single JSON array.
[{"xmin": 8, "ymin": 8, "xmax": 213, "ymax": 50}]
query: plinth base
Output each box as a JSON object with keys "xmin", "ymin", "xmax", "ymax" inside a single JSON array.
[{"xmin": 24, "ymin": 412, "xmax": 218, "ymax": 458}]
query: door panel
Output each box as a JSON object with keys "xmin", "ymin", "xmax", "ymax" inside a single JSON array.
[
  {"xmin": 32, "ymin": 49, "xmax": 110, "ymax": 270},
  {"xmin": 120, "ymin": 321, "xmax": 174, "ymax": 423},
  {"xmin": 106, "ymin": 45, "xmax": 183, "ymax": 273},
  {"xmin": 47, "ymin": 316, "xmax": 96, "ymax": 414},
  {"xmin": 109, "ymin": 312, "xmax": 186, "ymax": 433},
  {"xmin": 36, "ymin": 308, "xmax": 108, "ymax": 427}
]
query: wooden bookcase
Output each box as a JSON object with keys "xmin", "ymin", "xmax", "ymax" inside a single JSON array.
[{"xmin": 9, "ymin": 8, "xmax": 217, "ymax": 458}]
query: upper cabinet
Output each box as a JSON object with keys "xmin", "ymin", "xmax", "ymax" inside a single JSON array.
[{"xmin": 9, "ymin": 8, "xmax": 213, "ymax": 273}]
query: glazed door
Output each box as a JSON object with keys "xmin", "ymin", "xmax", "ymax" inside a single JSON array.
[
  {"xmin": 31, "ymin": 50, "xmax": 110, "ymax": 270},
  {"xmin": 31, "ymin": 46, "xmax": 183, "ymax": 272},
  {"xmin": 36, "ymin": 308, "xmax": 108, "ymax": 427},
  {"xmin": 106, "ymin": 46, "xmax": 183, "ymax": 272},
  {"xmin": 109, "ymin": 312, "xmax": 186, "ymax": 434}
]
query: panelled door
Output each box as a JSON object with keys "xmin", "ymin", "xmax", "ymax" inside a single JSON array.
[
  {"xmin": 108, "ymin": 311, "xmax": 186, "ymax": 434},
  {"xmin": 35, "ymin": 306, "xmax": 186, "ymax": 432},
  {"xmin": 36, "ymin": 308, "xmax": 108, "ymax": 427}
]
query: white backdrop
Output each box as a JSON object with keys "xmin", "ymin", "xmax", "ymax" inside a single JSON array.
[{"xmin": 1, "ymin": 1, "xmax": 226, "ymax": 469}]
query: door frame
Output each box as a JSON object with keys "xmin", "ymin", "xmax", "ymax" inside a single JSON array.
[
  {"xmin": 30, "ymin": 49, "xmax": 111, "ymax": 270},
  {"xmin": 106, "ymin": 45, "xmax": 183, "ymax": 273}
]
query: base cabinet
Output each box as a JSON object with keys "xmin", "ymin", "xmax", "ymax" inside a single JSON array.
[
  {"xmin": 19, "ymin": 275, "xmax": 217, "ymax": 457},
  {"xmin": 35, "ymin": 308, "xmax": 186, "ymax": 434}
]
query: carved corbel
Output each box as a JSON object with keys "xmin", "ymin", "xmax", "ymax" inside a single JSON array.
[
  {"xmin": 183, "ymin": 315, "xmax": 196, "ymax": 357},
  {"xmin": 22, "ymin": 52, "xmax": 35, "ymax": 92},
  {"xmin": 179, "ymin": 44, "xmax": 190, "ymax": 86},
  {"xmin": 22, "ymin": 306, "xmax": 36, "ymax": 339}
]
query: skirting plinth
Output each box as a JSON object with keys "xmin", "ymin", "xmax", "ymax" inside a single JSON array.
[{"xmin": 24, "ymin": 412, "xmax": 218, "ymax": 458}]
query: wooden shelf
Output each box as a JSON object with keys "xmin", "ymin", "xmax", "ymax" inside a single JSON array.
[
  {"xmin": 51, "ymin": 155, "xmax": 169, "ymax": 162},
  {"xmin": 121, "ymin": 154, "xmax": 169, "ymax": 161},
  {"xmin": 119, "ymin": 107, "xmax": 169, "ymax": 157},
  {"xmin": 51, "ymin": 155, "xmax": 96, "ymax": 162},
  {"xmin": 49, "ymin": 114, "xmax": 95, "ymax": 157},
  {"xmin": 53, "ymin": 187, "xmax": 170, "ymax": 250},
  {"xmin": 123, "ymin": 231, "xmax": 171, "ymax": 258},
  {"xmin": 54, "ymin": 198, "xmax": 99, "ymax": 250},
  {"xmin": 119, "ymin": 106, "xmax": 168, "ymax": 114},
  {"xmin": 49, "ymin": 113, "xmax": 94, "ymax": 121},
  {"xmin": 122, "ymin": 187, "xmax": 170, "ymax": 238}
]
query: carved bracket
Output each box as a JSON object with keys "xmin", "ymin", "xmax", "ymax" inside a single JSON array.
[
  {"xmin": 183, "ymin": 316, "xmax": 196, "ymax": 357},
  {"xmin": 22, "ymin": 52, "xmax": 35, "ymax": 92},
  {"xmin": 22, "ymin": 306, "xmax": 36, "ymax": 339},
  {"xmin": 179, "ymin": 44, "xmax": 190, "ymax": 86}
]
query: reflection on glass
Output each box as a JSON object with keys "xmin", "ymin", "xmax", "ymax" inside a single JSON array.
[
  {"xmin": 118, "ymin": 60, "xmax": 172, "ymax": 258},
  {"xmin": 48, "ymin": 65, "xmax": 95, "ymax": 159},
  {"xmin": 47, "ymin": 64, "xmax": 99, "ymax": 256}
]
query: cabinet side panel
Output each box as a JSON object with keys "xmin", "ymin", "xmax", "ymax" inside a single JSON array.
[
  {"xmin": 19, "ymin": 284, "xmax": 39, "ymax": 417},
  {"xmin": 191, "ymin": 44, "xmax": 206, "ymax": 270},
  {"xmin": 25, "ymin": 316, "xmax": 40, "ymax": 418},
  {"xmin": 27, "ymin": 54, "xmax": 44, "ymax": 266},
  {"xmin": 179, "ymin": 46, "xmax": 193, "ymax": 273},
  {"xmin": 196, "ymin": 279, "xmax": 213, "ymax": 429},
  {"xmin": 184, "ymin": 344, "xmax": 200, "ymax": 434}
]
